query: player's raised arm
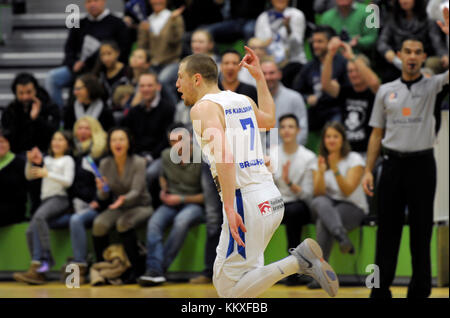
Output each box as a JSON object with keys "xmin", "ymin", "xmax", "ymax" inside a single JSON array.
[
  {"xmin": 190, "ymin": 101, "xmax": 247, "ymax": 247},
  {"xmin": 240, "ymin": 46, "xmax": 276, "ymax": 130}
]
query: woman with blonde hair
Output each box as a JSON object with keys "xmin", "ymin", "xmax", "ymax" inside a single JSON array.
[{"xmin": 73, "ymin": 116, "xmax": 107, "ymax": 160}]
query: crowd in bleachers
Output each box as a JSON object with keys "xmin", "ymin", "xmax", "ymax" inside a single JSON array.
[{"xmin": 0, "ymin": 0, "xmax": 448, "ymax": 296}]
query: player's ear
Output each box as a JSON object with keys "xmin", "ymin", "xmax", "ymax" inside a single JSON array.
[{"xmin": 193, "ymin": 73, "xmax": 201, "ymax": 86}]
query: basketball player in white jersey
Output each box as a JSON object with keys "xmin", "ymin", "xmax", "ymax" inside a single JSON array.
[{"xmin": 176, "ymin": 46, "xmax": 339, "ymax": 298}]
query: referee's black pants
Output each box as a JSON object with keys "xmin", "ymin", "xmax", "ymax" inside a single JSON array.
[{"xmin": 370, "ymin": 151, "xmax": 436, "ymax": 299}]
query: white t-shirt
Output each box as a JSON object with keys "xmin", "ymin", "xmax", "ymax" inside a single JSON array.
[
  {"xmin": 148, "ymin": 9, "xmax": 171, "ymax": 36},
  {"xmin": 26, "ymin": 155, "xmax": 75, "ymax": 200},
  {"xmin": 269, "ymin": 144, "xmax": 316, "ymax": 204},
  {"xmin": 312, "ymin": 152, "xmax": 369, "ymax": 213}
]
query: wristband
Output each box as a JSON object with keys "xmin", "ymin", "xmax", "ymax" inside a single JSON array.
[
  {"xmin": 287, "ymin": 181, "xmax": 293, "ymax": 187},
  {"xmin": 334, "ymin": 170, "xmax": 341, "ymax": 177},
  {"xmin": 180, "ymin": 195, "xmax": 185, "ymax": 204}
]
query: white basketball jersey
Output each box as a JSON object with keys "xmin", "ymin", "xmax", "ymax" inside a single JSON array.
[{"xmin": 194, "ymin": 90, "xmax": 273, "ymax": 194}]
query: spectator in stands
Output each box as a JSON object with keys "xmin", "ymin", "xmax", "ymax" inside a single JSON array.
[
  {"xmin": 138, "ymin": 123, "xmax": 204, "ymax": 287},
  {"xmin": 309, "ymin": 121, "xmax": 367, "ymax": 289},
  {"xmin": 377, "ymin": 0, "xmax": 449, "ymax": 82},
  {"xmin": 92, "ymin": 127, "xmax": 153, "ymax": 283},
  {"xmin": 93, "ymin": 41, "xmax": 131, "ymax": 113},
  {"xmin": 1, "ymin": 73, "xmax": 60, "ymax": 156},
  {"xmin": 293, "ymin": 25, "xmax": 350, "ymax": 132},
  {"xmin": 35, "ymin": 117, "xmax": 108, "ymax": 284},
  {"xmin": 128, "ymin": 48, "xmax": 152, "ymax": 87},
  {"xmin": 63, "ymin": 74, "xmax": 115, "ymax": 132},
  {"xmin": 45, "ymin": 0, "xmax": 131, "ymax": 108},
  {"xmin": 13, "ymin": 131, "xmax": 75, "ymax": 285},
  {"xmin": 0, "ymin": 128, "xmax": 27, "ymax": 227},
  {"xmin": 319, "ymin": 0, "xmax": 378, "ymax": 56},
  {"xmin": 175, "ymin": 29, "xmax": 219, "ymax": 124},
  {"xmin": 238, "ymin": 37, "xmax": 270, "ymax": 87},
  {"xmin": 137, "ymin": 0, "xmax": 185, "ymax": 104},
  {"xmin": 321, "ymin": 37, "xmax": 380, "ymax": 156},
  {"xmin": 314, "ymin": 0, "xmax": 365, "ymax": 14},
  {"xmin": 255, "ymin": 0, "xmax": 308, "ymax": 88},
  {"xmin": 262, "ymin": 59, "xmax": 308, "ymax": 145},
  {"xmin": 123, "ymin": 0, "xmax": 152, "ymax": 43},
  {"xmin": 190, "ymin": 29, "xmax": 221, "ymax": 64},
  {"xmin": 205, "ymin": 0, "xmax": 266, "ymax": 43},
  {"xmin": 267, "ymin": 114, "xmax": 316, "ymax": 286},
  {"xmin": 122, "ymin": 72, "xmax": 175, "ymax": 209},
  {"xmin": 218, "ymin": 49, "xmax": 257, "ymax": 102}
]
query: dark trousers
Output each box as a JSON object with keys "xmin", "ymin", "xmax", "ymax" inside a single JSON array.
[
  {"xmin": 371, "ymin": 152, "xmax": 436, "ymax": 299},
  {"xmin": 281, "ymin": 200, "xmax": 311, "ymax": 250},
  {"xmin": 200, "ymin": 163, "xmax": 223, "ymax": 278}
]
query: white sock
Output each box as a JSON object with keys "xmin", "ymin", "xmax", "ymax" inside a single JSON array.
[{"xmin": 230, "ymin": 255, "xmax": 300, "ymax": 298}]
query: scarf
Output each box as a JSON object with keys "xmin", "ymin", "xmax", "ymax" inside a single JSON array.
[
  {"xmin": 74, "ymin": 99, "xmax": 104, "ymax": 121},
  {"xmin": 0, "ymin": 151, "xmax": 15, "ymax": 171}
]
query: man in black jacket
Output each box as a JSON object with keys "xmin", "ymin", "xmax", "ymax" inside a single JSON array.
[
  {"xmin": 1, "ymin": 73, "xmax": 60, "ymax": 156},
  {"xmin": 45, "ymin": 0, "xmax": 131, "ymax": 108},
  {"xmin": 1, "ymin": 73, "xmax": 60, "ymax": 215},
  {"xmin": 122, "ymin": 72, "xmax": 175, "ymax": 209}
]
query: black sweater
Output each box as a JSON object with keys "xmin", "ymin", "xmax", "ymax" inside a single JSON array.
[
  {"xmin": 63, "ymin": 13, "xmax": 131, "ymax": 72},
  {"xmin": 0, "ymin": 156, "xmax": 27, "ymax": 226},
  {"xmin": 122, "ymin": 98, "xmax": 175, "ymax": 159}
]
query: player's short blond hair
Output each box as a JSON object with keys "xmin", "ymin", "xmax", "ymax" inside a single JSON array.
[{"xmin": 180, "ymin": 54, "xmax": 218, "ymax": 84}]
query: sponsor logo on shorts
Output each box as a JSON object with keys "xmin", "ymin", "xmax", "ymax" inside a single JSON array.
[
  {"xmin": 258, "ymin": 201, "xmax": 272, "ymax": 216},
  {"xmin": 257, "ymin": 198, "xmax": 284, "ymax": 216},
  {"xmin": 269, "ymin": 197, "xmax": 284, "ymax": 212}
]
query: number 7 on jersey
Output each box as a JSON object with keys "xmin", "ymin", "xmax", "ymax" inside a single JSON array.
[{"xmin": 240, "ymin": 117, "xmax": 255, "ymax": 151}]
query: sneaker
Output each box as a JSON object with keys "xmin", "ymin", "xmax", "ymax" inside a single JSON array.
[
  {"xmin": 189, "ymin": 275, "xmax": 212, "ymax": 284},
  {"xmin": 36, "ymin": 261, "xmax": 50, "ymax": 273},
  {"xmin": 289, "ymin": 238, "xmax": 339, "ymax": 297},
  {"xmin": 138, "ymin": 270, "xmax": 166, "ymax": 287}
]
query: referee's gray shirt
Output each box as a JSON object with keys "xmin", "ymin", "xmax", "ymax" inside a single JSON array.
[{"xmin": 369, "ymin": 71, "xmax": 449, "ymax": 152}]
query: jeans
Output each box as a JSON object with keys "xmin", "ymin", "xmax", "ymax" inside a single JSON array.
[
  {"xmin": 45, "ymin": 66, "xmax": 73, "ymax": 108},
  {"xmin": 31, "ymin": 209, "xmax": 98, "ymax": 264},
  {"xmin": 310, "ymin": 196, "xmax": 365, "ymax": 261},
  {"xmin": 146, "ymin": 203, "xmax": 205, "ymax": 274},
  {"xmin": 26, "ymin": 196, "xmax": 70, "ymax": 265}
]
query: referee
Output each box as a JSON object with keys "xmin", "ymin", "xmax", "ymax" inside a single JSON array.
[{"xmin": 362, "ymin": 8, "xmax": 449, "ymax": 299}]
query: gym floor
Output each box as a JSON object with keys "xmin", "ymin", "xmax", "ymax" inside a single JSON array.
[{"xmin": 0, "ymin": 282, "xmax": 448, "ymax": 298}]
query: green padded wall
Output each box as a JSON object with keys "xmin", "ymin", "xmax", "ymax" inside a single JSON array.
[{"xmin": 0, "ymin": 222, "xmax": 438, "ymax": 279}]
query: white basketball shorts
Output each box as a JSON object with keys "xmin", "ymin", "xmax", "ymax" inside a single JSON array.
[{"xmin": 213, "ymin": 181, "xmax": 285, "ymax": 287}]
